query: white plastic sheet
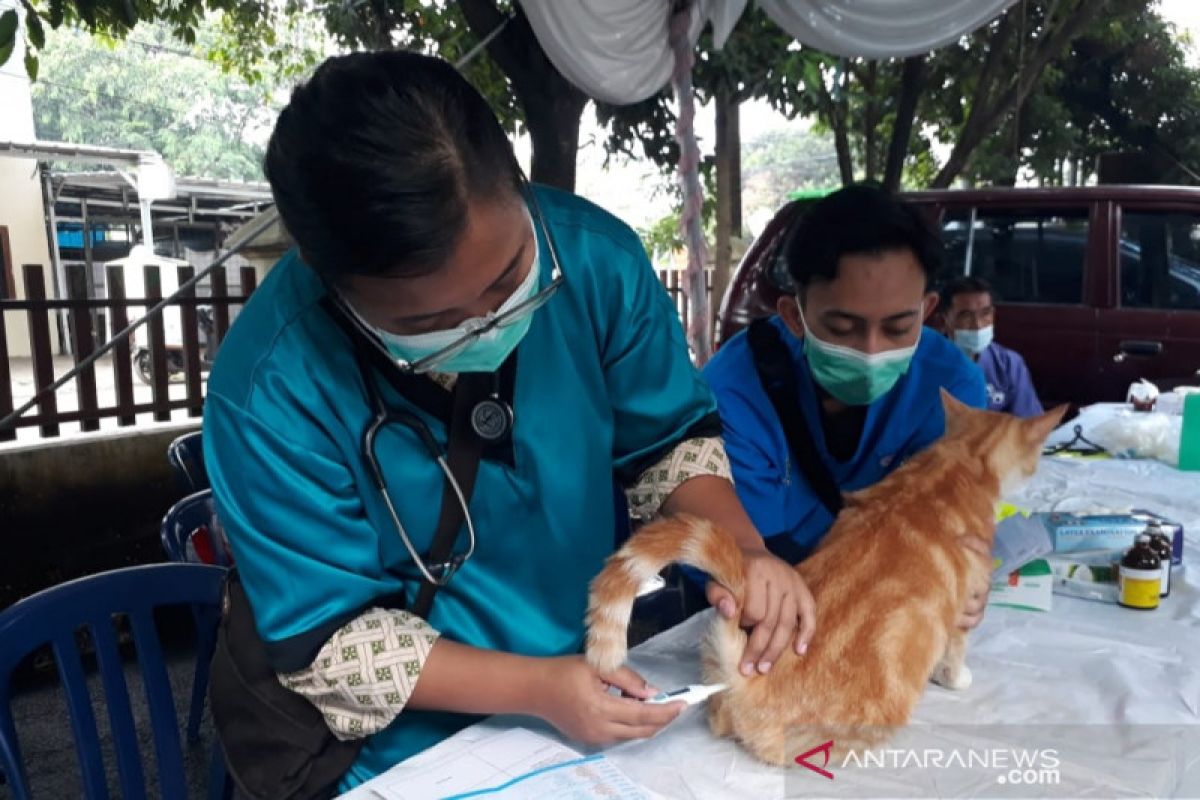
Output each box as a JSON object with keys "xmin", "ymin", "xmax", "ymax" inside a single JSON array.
[
  {"xmin": 517, "ymin": 0, "xmax": 1016, "ymax": 104},
  {"xmin": 348, "ymin": 455, "xmax": 1200, "ymax": 799},
  {"xmin": 605, "ymin": 458, "xmax": 1200, "ymax": 798}
]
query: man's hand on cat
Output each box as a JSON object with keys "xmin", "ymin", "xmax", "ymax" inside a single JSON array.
[
  {"xmin": 958, "ymin": 588, "xmax": 988, "ymax": 630},
  {"xmin": 533, "ymin": 656, "xmax": 684, "ymax": 746},
  {"xmin": 957, "ymin": 534, "xmax": 992, "ymax": 630},
  {"xmin": 707, "ymin": 548, "xmax": 816, "ymax": 676}
]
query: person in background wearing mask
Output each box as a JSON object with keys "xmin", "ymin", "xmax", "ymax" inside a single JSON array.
[
  {"xmin": 204, "ymin": 51, "xmax": 813, "ymax": 792},
  {"xmin": 940, "ymin": 276, "xmax": 1044, "ymax": 418},
  {"xmin": 700, "ymin": 185, "xmax": 988, "ymax": 626}
]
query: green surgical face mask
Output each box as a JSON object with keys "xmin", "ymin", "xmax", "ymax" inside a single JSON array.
[{"xmin": 796, "ymin": 301, "xmax": 921, "ymax": 406}]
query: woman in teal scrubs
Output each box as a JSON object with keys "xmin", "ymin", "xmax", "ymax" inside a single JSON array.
[{"xmin": 204, "ymin": 51, "xmax": 814, "ymax": 790}]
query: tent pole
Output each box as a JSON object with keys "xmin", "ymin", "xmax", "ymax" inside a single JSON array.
[{"xmin": 669, "ymin": 0, "xmax": 712, "ymax": 364}]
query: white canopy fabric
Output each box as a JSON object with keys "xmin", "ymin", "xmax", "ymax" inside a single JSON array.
[
  {"xmin": 519, "ymin": 0, "xmax": 1018, "ymax": 105},
  {"xmin": 518, "ymin": 0, "xmax": 745, "ymax": 105},
  {"xmin": 757, "ymin": 0, "xmax": 1019, "ymax": 60}
]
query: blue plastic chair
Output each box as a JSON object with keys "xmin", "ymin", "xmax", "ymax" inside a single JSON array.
[
  {"xmin": 167, "ymin": 431, "xmax": 208, "ymax": 494},
  {"xmin": 160, "ymin": 489, "xmax": 230, "ymax": 567},
  {"xmin": 0, "ymin": 563, "xmax": 229, "ymax": 800},
  {"xmin": 159, "ymin": 489, "xmax": 231, "ymax": 747}
]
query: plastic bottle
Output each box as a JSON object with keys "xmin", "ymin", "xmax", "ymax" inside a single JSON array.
[{"xmin": 1180, "ymin": 393, "xmax": 1200, "ymax": 471}]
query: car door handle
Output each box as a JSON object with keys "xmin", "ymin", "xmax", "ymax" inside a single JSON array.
[{"xmin": 1113, "ymin": 340, "xmax": 1164, "ymax": 363}]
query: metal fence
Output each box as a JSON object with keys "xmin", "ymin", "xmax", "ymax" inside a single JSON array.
[{"xmin": 657, "ymin": 268, "xmax": 713, "ymax": 336}]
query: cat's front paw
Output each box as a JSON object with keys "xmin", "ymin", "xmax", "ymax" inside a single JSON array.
[{"xmin": 932, "ymin": 663, "xmax": 973, "ymax": 691}]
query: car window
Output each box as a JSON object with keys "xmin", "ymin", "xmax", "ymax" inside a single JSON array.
[
  {"xmin": 942, "ymin": 208, "xmax": 1088, "ymax": 304},
  {"xmin": 1119, "ymin": 211, "xmax": 1200, "ymax": 311}
]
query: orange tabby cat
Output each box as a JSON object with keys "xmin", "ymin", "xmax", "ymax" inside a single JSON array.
[{"xmin": 587, "ymin": 391, "xmax": 1065, "ymax": 764}]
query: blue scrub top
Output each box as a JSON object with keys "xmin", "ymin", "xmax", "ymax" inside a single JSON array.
[
  {"xmin": 702, "ymin": 316, "xmax": 987, "ymax": 556},
  {"xmin": 203, "ymin": 186, "xmax": 718, "ymax": 789},
  {"xmin": 978, "ymin": 341, "xmax": 1044, "ymax": 418}
]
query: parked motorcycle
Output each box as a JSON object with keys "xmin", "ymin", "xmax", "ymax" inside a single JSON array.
[{"xmin": 134, "ymin": 305, "xmax": 217, "ymax": 385}]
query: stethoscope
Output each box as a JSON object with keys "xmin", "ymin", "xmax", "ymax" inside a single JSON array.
[
  {"xmin": 359, "ymin": 362, "xmax": 481, "ymax": 587},
  {"xmin": 325, "ymin": 290, "xmax": 515, "ymax": 587}
]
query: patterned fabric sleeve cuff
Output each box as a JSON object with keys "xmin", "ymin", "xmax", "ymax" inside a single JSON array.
[
  {"xmin": 625, "ymin": 436, "xmax": 734, "ymax": 521},
  {"xmin": 278, "ymin": 607, "xmax": 440, "ymax": 741}
]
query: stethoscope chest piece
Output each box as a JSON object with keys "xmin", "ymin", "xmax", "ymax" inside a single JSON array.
[{"xmin": 470, "ymin": 396, "xmax": 514, "ymax": 443}]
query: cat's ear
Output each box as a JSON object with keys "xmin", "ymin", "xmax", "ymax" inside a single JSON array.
[
  {"xmin": 1025, "ymin": 404, "xmax": 1069, "ymax": 443},
  {"xmin": 940, "ymin": 387, "xmax": 971, "ymax": 434}
]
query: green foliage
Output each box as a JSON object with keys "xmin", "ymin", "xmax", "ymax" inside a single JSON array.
[
  {"xmin": 2, "ymin": 0, "xmax": 273, "ymax": 72},
  {"xmin": 922, "ymin": 0, "xmax": 1200, "ymax": 186},
  {"xmin": 4, "ymin": 0, "xmax": 523, "ymax": 136},
  {"xmin": 639, "ymin": 210, "xmax": 689, "ymax": 262},
  {"xmin": 30, "ymin": 21, "xmax": 279, "ymax": 181},
  {"xmin": 300, "ymin": 0, "xmax": 523, "ymax": 136},
  {"xmin": 0, "ymin": 8, "xmax": 17, "ymax": 66},
  {"xmin": 595, "ymin": 91, "xmax": 678, "ymax": 172},
  {"xmin": 741, "ymin": 127, "xmax": 840, "ymax": 212},
  {"xmin": 638, "ymin": 164, "xmax": 717, "ymax": 261}
]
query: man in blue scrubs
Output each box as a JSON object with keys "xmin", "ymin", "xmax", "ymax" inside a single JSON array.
[
  {"xmin": 940, "ymin": 276, "xmax": 1044, "ymax": 417},
  {"xmin": 703, "ymin": 185, "xmax": 988, "ymax": 623},
  {"xmin": 204, "ymin": 52, "xmax": 814, "ymax": 791}
]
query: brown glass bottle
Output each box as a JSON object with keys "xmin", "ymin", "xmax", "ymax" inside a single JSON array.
[
  {"xmin": 1145, "ymin": 521, "xmax": 1173, "ymax": 599},
  {"xmin": 1119, "ymin": 534, "xmax": 1161, "ymax": 610}
]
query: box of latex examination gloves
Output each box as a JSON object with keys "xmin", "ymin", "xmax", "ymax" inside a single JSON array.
[{"xmin": 1044, "ymin": 510, "xmax": 1183, "ymax": 567}]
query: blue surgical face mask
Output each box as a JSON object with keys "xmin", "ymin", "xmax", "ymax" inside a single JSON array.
[
  {"xmin": 953, "ymin": 325, "xmax": 994, "ymax": 357},
  {"xmin": 796, "ymin": 300, "xmax": 921, "ymax": 406}
]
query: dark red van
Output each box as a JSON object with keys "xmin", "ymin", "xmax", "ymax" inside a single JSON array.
[{"xmin": 717, "ymin": 186, "xmax": 1200, "ymax": 408}]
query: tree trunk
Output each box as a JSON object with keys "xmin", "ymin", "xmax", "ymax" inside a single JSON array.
[
  {"xmin": 522, "ymin": 88, "xmax": 587, "ymax": 190},
  {"xmin": 932, "ymin": 0, "xmax": 1109, "ymax": 188},
  {"xmin": 862, "ymin": 60, "xmax": 880, "ymax": 182},
  {"xmin": 366, "ymin": 0, "xmax": 393, "ymax": 49},
  {"xmin": 833, "ymin": 118, "xmax": 854, "ymax": 185},
  {"xmin": 882, "ymin": 55, "xmax": 927, "ymax": 191},
  {"xmin": 713, "ymin": 85, "xmax": 740, "ymax": 320},
  {"xmin": 459, "ymin": 0, "xmax": 588, "ymax": 191}
]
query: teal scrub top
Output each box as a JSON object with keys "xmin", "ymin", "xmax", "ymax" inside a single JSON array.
[{"xmin": 203, "ymin": 186, "xmax": 719, "ymax": 789}]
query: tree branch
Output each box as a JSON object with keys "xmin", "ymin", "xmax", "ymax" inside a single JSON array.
[
  {"xmin": 932, "ymin": 0, "xmax": 1110, "ymax": 187},
  {"xmin": 967, "ymin": 12, "xmax": 1016, "ymax": 126},
  {"xmin": 813, "ymin": 73, "xmax": 854, "ymax": 184},
  {"xmin": 458, "ymin": 0, "xmax": 523, "ymax": 82}
]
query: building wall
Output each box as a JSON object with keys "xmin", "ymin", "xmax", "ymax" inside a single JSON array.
[
  {"xmin": 0, "ymin": 0, "xmax": 53, "ymax": 359},
  {"xmin": 0, "ymin": 422, "xmax": 198, "ymax": 607}
]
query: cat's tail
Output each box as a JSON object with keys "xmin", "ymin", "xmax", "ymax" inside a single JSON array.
[{"xmin": 585, "ymin": 514, "xmax": 745, "ymax": 674}]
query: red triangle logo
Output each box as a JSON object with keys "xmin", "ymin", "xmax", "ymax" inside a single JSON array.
[{"xmin": 795, "ymin": 740, "xmax": 836, "ymax": 780}]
